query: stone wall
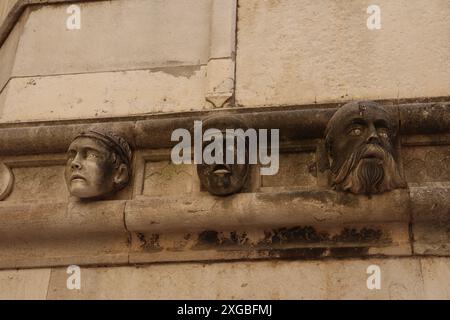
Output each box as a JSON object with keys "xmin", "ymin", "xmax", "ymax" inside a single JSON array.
[
  {"xmin": 0, "ymin": 0, "xmax": 449, "ymax": 299},
  {"xmin": 2, "ymin": 257, "xmax": 450, "ymax": 300}
]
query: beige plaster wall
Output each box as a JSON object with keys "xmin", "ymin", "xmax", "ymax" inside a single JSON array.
[
  {"xmin": 0, "ymin": 257, "xmax": 448, "ymax": 300},
  {"xmin": 0, "ymin": 0, "xmax": 237, "ymax": 122},
  {"xmin": 236, "ymin": 0, "xmax": 450, "ymax": 107}
]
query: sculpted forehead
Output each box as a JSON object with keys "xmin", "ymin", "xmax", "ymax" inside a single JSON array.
[
  {"xmin": 326, "ymin": 101, "xmax": 396, "ymax": 137},
  {"xmin": 68, "ymin": 136, "xmax": 110, "ymax": 153}
]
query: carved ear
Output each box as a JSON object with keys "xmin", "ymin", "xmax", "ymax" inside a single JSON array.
[{"xmin": 113, "ymin": 163, "xmax": 129, "ymax": 188}]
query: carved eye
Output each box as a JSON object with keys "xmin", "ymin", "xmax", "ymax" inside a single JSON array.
[
  {"xmin": 349, "ymin": 128, "xmax": 362, "ymax": 136},
  {"xmin": 87, "ymin": 151, "xmax": 100, "ymax": 159},
  {"xmin": 377, "ymin": 128, "xmax": 389, "ymax": 138}
]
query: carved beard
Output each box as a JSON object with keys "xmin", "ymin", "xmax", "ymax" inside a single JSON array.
[{"xmin": 332, "ymin": 144, "xmax": 405, "ymax": 195}]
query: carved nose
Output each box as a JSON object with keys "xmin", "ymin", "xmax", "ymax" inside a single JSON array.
[
  {"xmin": 367, "ymin": 134, "xmax": 380, "ymax": 144},
  {"xmin": 71, "ymin": 158, "xmax": 82, "ymax": 170},
  {"xmin": 366, "ymin": 125, "xmax": 380, "ymax": 144}
]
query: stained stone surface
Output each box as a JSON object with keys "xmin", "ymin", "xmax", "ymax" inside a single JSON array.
[
  {"xmin": 143, "ymin": 162, "xmax": 194, "ymax": 197},
  {"xmin": 402, "ymin": 145, "xmax": 450, "ymax": 183},
  {"xmin": 45, "ymin": 258, "xmax": 430, "ymax": 299},
  {"xmin": 421, "ymin": 258, "xmax": 450, "ymax": 299},
  {"xmin": 0, "ymin": 67, "xmax": 208, "ymax": 122},
  {"xmin": 236, "ymin": 0, "xmax": 450, "ymax": 107},
  {"xmin": 7, "ymin": 165, "xmax": 69, "ymax": 202},
  {"xmin": 11, "ymin": 0, "xmax": 211, "ymax": 77},
  {"xmin": 261, "ymin": 152, "xmax": 316, "ymax": 188},
  {"xmin": 0, "ymin": 268, "xmax": 51, "ymax": 300},
  {"xmin": 0, "ymin": 0, "xmax": 235, "ymax": 122},
  {"xmin": 411, "ymin": 185, "xmax": 450, "ymax": 255}
]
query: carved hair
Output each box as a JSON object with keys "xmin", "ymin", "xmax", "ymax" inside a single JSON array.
[
  {"xmin": 75, "ymin": 129, "xmax": 132, "ymax": 188},
  {"xmin": 333, "ymin": 143, "xmax": 405, "ymax": 195}
]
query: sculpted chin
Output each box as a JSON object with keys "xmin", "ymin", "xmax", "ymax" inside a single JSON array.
[{"xmin": 324, "ymin": 101, "xmax": 406, "ymax": 195}]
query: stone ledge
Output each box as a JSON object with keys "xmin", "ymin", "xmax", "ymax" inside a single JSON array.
[
  {"xmin": 126, "ymin": 189, "xmax": 410, "ymax": 233},
  {"xmin": 0, "ymin": 186, "xmax": 446, "ymax": 269},
  {"xmin": 410, "ymin": 184, "xmax": 450, "ymax": 256},
  {"xmin": 0, "ymin": 101, "xmax": 448, "ymax": 156}
]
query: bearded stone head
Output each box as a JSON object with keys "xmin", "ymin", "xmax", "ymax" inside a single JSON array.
[{"xmin": 324, "ymin": 101, "xmax": 406, "ymax": 195}]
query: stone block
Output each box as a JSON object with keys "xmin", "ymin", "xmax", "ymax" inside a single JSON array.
[
  {"xmin": 413, "ymin": 222, "xmax": 450, "ymax": 255},
  {"xmin": 7, "ymin": 165, "xmax": 69, "ymax": 202},
  {"xmin": 205, "ymin": 58, "xmax": 235, "ymax": 108},
  {"xmin": 125, "ymin": 189, "xmax": 410, "ymax": 234},
  {"xmin": 261, "ymin": 152, "xmax": 316, "ymax": 188},
  {"xmin": 11, "ymin": 0, "xmax": 211, "ymax": 77},
  {"xmin": 0, "ymin": 6, "xmax": 26, "ymax": 93},
  {"xmin": 402, "ymin": 145, "xmax": 450, "ymax": 183},
  {"xmin": 127, "ymin": 221, "xmax": 410, "ymax": 265},
  {"xmin": 142, "ymin": 161, "xmax": 194, "ymax": 197},
  {"xmin": 410, "ymin": 185, "xmax": 450, "ymax": 255},
  {"xmin": 0, "ymin": 66, "xmax": 207, "ymax": 122},
  {"xmin": 236, "ymin": 0, "xmax": 450, "ymax": 107},
  {"xmin": 421, "ymin": 258, "xmax": 450, "ymax": 299},
  {"xmin": 0, "ymin": 201, "xmax": 129, "ymax": 269},
  {"xmin": 209, "ymin": 0, "xmax": 236, "ymax": 59},
  {"xmin": 0, "ymin": 268, "xmax": 51, "ymax": 300},
  {"xmin": 46, "ymin": 257, "xmax": 428, "ymax": 299}
]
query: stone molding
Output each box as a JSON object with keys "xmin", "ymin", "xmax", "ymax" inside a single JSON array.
[
  {"xmin": 0, "ymin": 185, "xmax": 446, "ymax": 269},
  {"xmin": 0, "ymin": 101, "xmax": 448, "ymax": 156},
  {"xmin": 0, "ymin": 101, "xmax": 446, "ymax": 268}
]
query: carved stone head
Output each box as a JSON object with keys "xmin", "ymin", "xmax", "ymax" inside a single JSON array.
[
  {"xmin": 197, "ymin": 116, "xmax": 250, "ymax": 196},
  {"xmin": 65, "ymin": 129, "xmax": 132, "ymax": 199},
  {"xmin": 324, "ymin": 101, "xmax": 405, "ymax": 195}
]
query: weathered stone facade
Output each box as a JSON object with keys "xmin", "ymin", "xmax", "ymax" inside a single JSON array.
[{"xmin": 0, "ymin": 0, "xmax": 449, "ymax": 299}]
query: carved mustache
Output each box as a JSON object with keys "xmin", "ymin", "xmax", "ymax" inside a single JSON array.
[
  {"xmin": 333, "ymin": 143, "xmax": 390, "ymax": 184},
  {"xmin": 356, "ymin": 143, "xmax": 389, "ymax": 162}
]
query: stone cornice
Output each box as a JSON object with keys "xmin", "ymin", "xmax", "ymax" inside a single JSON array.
[{"xmin": 0, "ymin": 101, "xmax": 448, "ymax": 156}]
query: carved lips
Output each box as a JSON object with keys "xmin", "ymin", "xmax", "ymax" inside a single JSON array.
[{"xmin": 70, "ymin": 173, "xmax": 87, "ymax": 183}]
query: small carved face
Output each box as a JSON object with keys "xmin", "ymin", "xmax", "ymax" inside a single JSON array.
[
  {"xmin": 65, "ymin": 137, "xmax": 127, "ymax": 199},
  {"xmin": 325, "ymin": 101, "xmax": 405, "ymax": 195},
  {"xmin": 197, "ymin": 135, "xmax": 249, "ymax": 196}
]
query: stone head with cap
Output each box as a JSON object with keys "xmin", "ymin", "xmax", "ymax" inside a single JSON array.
[
  {"xmin": 324, "ymin": 100, "xmax": 405, "ymax": 195},
  {"xmin": 197, "ymin": 115, "xmax": 250, "ymax": 196},
  {"xmin": 65, "ymin": 128, "xmax": 132, "ymax": 199}
]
